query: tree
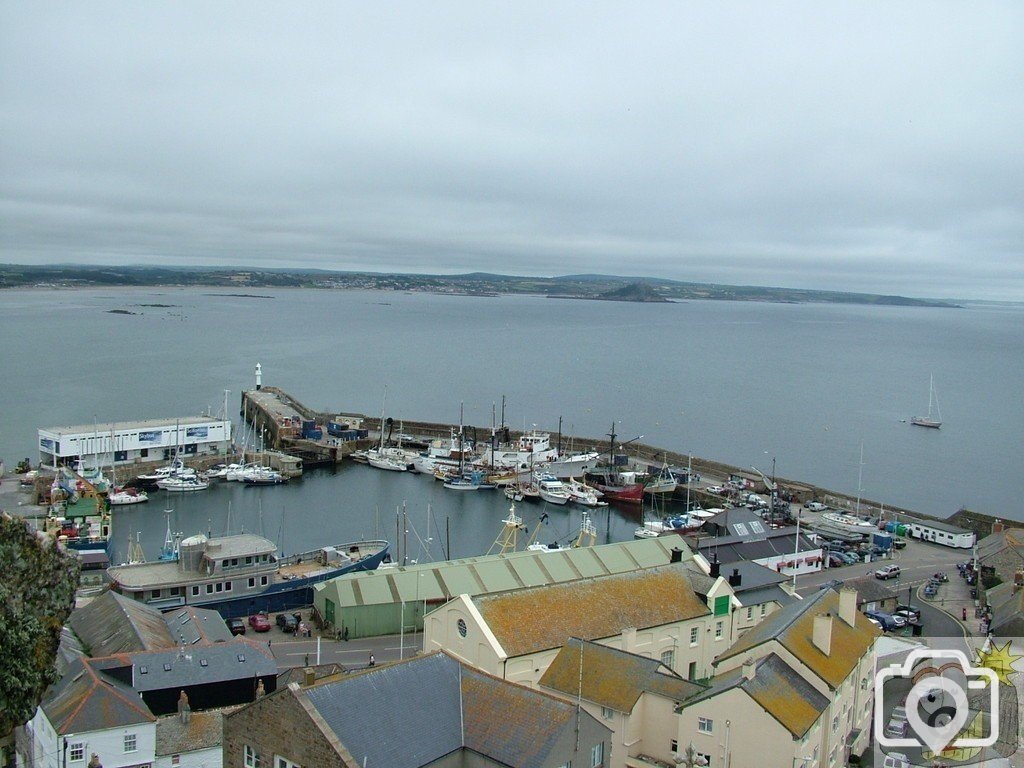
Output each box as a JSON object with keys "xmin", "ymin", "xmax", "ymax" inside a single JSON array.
[{"xmin": 0, "ymin": 512, "xmax": 79, "ymax": 749}]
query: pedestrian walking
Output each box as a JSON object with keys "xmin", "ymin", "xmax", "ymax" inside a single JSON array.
[
  {"xmin": 962, "ymin": 607, "xmax": 967, "ymax": 621},
  {"xmin": 369, "ymin": 653, "xmax": 375, "ymax": 667}
]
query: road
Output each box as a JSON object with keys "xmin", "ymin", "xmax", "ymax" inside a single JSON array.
[{"xmin": 262, "ymin": 631, "xmax": 424, "ymax": 671}]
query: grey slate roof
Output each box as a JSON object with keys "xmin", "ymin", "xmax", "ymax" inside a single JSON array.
[
  {"xmin": 736, "ymin": 584, "xmax": 796, "ymax": 609},
  {"xmin": 69, "ymin": 590, "xmax": 175, "ymax": 656},
  {"xmin": 697, "ymin": 528, "xmax": 818, "ymax": 564},
  {"xmin": 681, "ymin": 653, "xmax": 829, "ymax": 737},
  {"xmin": 128, "ymin": 639, "xmax": 276, "ymax": 691},
  {"xmin": 301, "ymin": 651, "xmax": 609, "ymax": 768},
  {"xmin": 41, "ymin": 657, "xmax": 156, "ymax": 735},
  {"xmin": 69, "ymin": 591, "xmax": 233, "ymax": 657},
  {"xmin": 305, "ymin": 652, "xmax": 463, "ymax": 768},
  {"xmin": 986, "ymin": 582, "xmax": 1024, "ymax": 635},
  {"xmin": 842, "ymin": 575, "xmax": 899, "ymax": 605}
]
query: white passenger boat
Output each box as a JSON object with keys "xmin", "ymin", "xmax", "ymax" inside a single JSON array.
[
  {"xmin": 137, "ymin": 458, "xmax": 197, "ymax": 484},
  {"xmin": 478, "ymin": 429, "xmax": 559, "ymax": 471},
  {"xmin": 156, "ymin": 475, "xmax": 210, "ymax": 492},
  {"xmin": 543, "ymin": 451, "xmax": 600, "ymax": 478},
  {"xmin": 564, "ymin": 478, "xmax": 607, "ymax": 507},
  {"xmin": 107, "ymin": 487, "xmax": 149, "ymax": 506},
  {"xmin": 535, "ymin": 474, "xmax": 571, "ymax": 505}
]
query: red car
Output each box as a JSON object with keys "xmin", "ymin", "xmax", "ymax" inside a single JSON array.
[{"xmin": 248, "ymin": 613, "xmax": 271, "ymax": 632}]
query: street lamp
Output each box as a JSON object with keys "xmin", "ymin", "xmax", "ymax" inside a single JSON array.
[{"xmin": 673, "ymin": 743, "xmax": 709, "ymax": 767}]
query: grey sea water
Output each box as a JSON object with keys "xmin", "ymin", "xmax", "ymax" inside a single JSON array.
[{"xmin": 1, "ymin": 288, "xmax": 1021, "ymax": 562}]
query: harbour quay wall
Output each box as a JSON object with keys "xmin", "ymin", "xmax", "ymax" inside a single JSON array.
[{"xmin": 243, "ymin": 387, "xmax": 1004, "ymax": 537}]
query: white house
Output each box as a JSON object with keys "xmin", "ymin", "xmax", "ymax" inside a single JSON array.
[{"xmin": 21, "ymin": 657, "xmax": 156, "ymax": 768}]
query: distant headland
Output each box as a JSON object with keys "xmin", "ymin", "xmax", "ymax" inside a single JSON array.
[{"xmin": 0, "ymin": 264, "xmax": 961, "ymax": 308}]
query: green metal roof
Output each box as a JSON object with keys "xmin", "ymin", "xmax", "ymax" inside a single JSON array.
[{"xmin": 314, "ymin": 537, "xmax": 687, "ymax": 610}]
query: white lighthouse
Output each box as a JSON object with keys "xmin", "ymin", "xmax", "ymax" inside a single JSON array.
[{"xmin": 255, "ymin": 362, "xmax": 262, "ymax": 391}]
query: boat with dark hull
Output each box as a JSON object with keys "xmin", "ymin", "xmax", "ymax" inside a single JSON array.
[{"xmin": 108, "ymin": 533, "xmax": 389, "ymax": 619}]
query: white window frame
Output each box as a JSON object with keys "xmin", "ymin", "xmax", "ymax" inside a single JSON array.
[
  {"xmin": 245, "ymin": 745, "xmax": 262, "ymax": 768},
  {"xmin": 689, "ymin": 627, "xmax": 699, "ymax": 645},
  {"xmin": 591, "ymin": 741, "xmax": 604, "ymax": 768},
  {"xmin": 123, "ymin": 733, "xmax": 137, "ymax": 753},
  {"xmin": 601, "ymin": 706, "xmax": 614, "ymax": 720},
  {"xmin": 275, "ymin": 757, "xmax": 300, "ymax": 768},
  {"xmin": 714, "ymin": 621, "xmax": 723, "ymax": 640},
  {"xmin": 69, "ymin": 742, "xmax": 84, "ymax": 762},
  {"xmin": 698, "ymin": 716, "xmax": 714, "ymax": 734},
  {"xmin": 660, "ymin": 649, "xmax": 674, "ymax": 668}
]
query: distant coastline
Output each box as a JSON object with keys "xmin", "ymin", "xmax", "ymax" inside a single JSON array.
[{"xmin": 0, "ymin": 264, "xmax": 962, "ymax": 308}]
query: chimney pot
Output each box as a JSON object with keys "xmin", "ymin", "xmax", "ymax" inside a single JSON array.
[
  {"xmin": 670, "ymin": 547, "xmax": 683, "ymax": 564},
  {"xmin": 303, "ymin": 666, "xmax": 316, "ymax": 687},
  {"xmin": 709, "ymin": 556, "xmax": 721, "ymax": 579}
]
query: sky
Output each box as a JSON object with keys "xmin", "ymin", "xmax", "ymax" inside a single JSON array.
[{"xmin": 1, "ymin": 3, "xmax": 1022, "ymax": 300}]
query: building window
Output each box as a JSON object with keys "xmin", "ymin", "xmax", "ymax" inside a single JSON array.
[
  {"xmin": 215, "ymin": 583, "xmax": 223, "ymax": 593},
  {"xmin": 760, "ymin": 604, "xmax": 767, "ymax": 617},
  {"xmin": 275, "ymin": 758, "xmax": 300, "ymax": 768},
  {"xmin": 601, "ymin": 706, "xmax": 614, "ymax": 720},
  {"xmin": 151, "ymin": 589, "xmax": 161, "ymax": 599},
  {"xmin": 697, "ymin": 753, "xmax": 711, "ymax": 766},
  {"xmin": 244, "ymin": 745, "xmax": 262, "ymax": 768},
  {"xmin": 457, "ymin": 618, "xmax": 468, "ymax": 637},
  {"xmin": 689, "ymin": 627, "xmax": 699, "ymax": 645},
  {"xmin": 124, "ymin": 733, "xmax": 137, "ymax": 753},
  {"xmin": 225, "ymin": 581, "xmax": 232, "ymax": 591},
  {"xmin": 206, "ymin": 584, "xmax": 213, "ymax": 594},
  {"xmin": 715, "ymin": 621, "xmax": 723, "ymax": 640},
  {"xmin": 660, "ymin": 649, "xmax": 674, "ymax": 668},
  {"xmin": 261, "ymin": 575, "xmax": 269, "ymax": 586},
  {"xmin": 69, "ymin": 743, "xmax": 84, "ymax": 761},
  {"xmin": 670, "ymin": 739, "xmax": 678, "ymax": 753},
  {"xmin": 698, "ymin": 717, "xmax": 713, "ymax": 734},
  {"xmin": 191, "ymin": 586, "xmax": 199, "ymax": 597},
  {"xmin": 591, "ymin": 742, "xmax": 604, "ymax": 767},
  {"xmin": 832, "ymin": 715, "xmax": 839, "ymax": 732},
  {"xmin": 171, "ymin": 756, "xmax": 180, "ymax": 766},
  {"xmin": 746, "ymin": 606, "xmax": 753, "ymax": 620},
  {"xmin": 248, "ymin": 577, "xmax": 256, "ymax": 588}
]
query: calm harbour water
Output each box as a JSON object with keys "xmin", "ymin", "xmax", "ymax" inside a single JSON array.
[{"xmin": 1, "ymin": 288, "xmax": 1021, "ymax": 562}]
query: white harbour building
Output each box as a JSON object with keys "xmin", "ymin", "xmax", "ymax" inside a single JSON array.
[{"xmin": 38, "ymin": 416, "xmax": 231, "ymax": 468}]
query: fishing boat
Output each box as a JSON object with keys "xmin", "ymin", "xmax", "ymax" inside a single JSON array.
[
  {"xmin": 108, "ymin": 487, "xmax": 149, "ymax": 505},
  {"xmin": 911, "ymin": 375, "xmax": 942, "ymax": 429},
  {"xmin": 478, "ymin": 429, "xmax": 559, "ymax": 471},
  {"xmin": 584, "ymin": 469, "xmax": 644, "ymax": 505},
  {"xmin": 535, "ymin": 473, "xmax": 571, "ymax": 505},
  {"xmin": 564, "ymin": 478, "xmax": 607, "ymax": 507},
  {"xmin": 412, "ymin": 428, "xmax": 476, "ymax": 474},
  {"xmin": 443, "ymin": 469, "xmax": 496, "ymax": 491},
  {"xmin": 543, "ymin": 451, "xmax": 600, "ymax": 478},
  {"xmin": 107, "ymin": 533, "xmax": 390, "ymax": 618},
  {"xmin": 643, "ymin": 464, "xmax": 678, "ymax": 495}
]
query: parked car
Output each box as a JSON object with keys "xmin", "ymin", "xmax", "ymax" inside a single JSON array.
[
  {"xmin": 884, "ymin": 715, "xmax": 908, "ymax": 739},
  {"xmin": 706, "ymin": 485, "xmax": 725, "ymax": 495},
  {"xmin": 892, "ymin": 537, "xmax": 907, "ymax": 549},
  {"xmin": 827, "ymin": 553, "xmax": 846, "ymax": 568},
  {"xmin": 842, "ymin": 552, "xmax": 861, "ymax": 564},
  {"xmin": 227, "ymin": 618, "xmax": 246, "ymax": 636},
  {"xmin": 866, "ymin": 617, "xmax": 882, "ymax": 630},
  {"xmin": 276, "ymin": 613, "xmax": 298, "ymax": 632},
  {"xmin": 894, "ymin": 604, "xmax": 921, "ymax": 623},
  {"xmin": 248, "ymin": 613, "xmax": 271, "ymax": 632},
  {"xmin": 923, "ymin": 584, "xmax": 938, "ymax": 597},
  {"xmin": 805, "ymin": 501, "xmax": 827, "ymax": 512},
  {"xmin": 865, "ymin": 610, "xmax": 901, "ymax": 631},
  {"xmin": 875, "ymin": 564, "xmax": 901, "ymax": 580}
]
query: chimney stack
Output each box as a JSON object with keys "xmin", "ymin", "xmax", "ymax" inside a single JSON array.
[
  {"xmin": 812, "ymin": 614, "xmax": 833, "ymax": 656},
  {"xmin": 670, "ymin": 547, "xmax": 683, "ymax": 564},
  {"xmin": 728, "ymin": 568, "xmax": 742, "ymax": 587},
  {"xmin": 177, "ymin": 690, "xmax": 191, "ymax": 724},
  {"xmin": 838, "ymin": 588, "xmax": 858, "ymax": 627},
  {"xmin": 709, "ymin": 555, "xmax": 721, "ymax": 579},
  {"xmin": 304, "ymin": 666, "xmax": 316, "ymax": 687},
  {"xmin": 993, "ymin": 520, "xmax": 1005, "ymax": 534},
  {"xmin": 255, "ymin": 679, "xmax": 265, "ymax": 699},
  {"xmin": 742, "ymin": 657, "xmax": 756, "ymax": 680}
]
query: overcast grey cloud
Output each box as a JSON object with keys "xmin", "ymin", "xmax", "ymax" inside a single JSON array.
[{"xmin": 1, "ymin": 2, "xmax": 1021, "ymax": 299}]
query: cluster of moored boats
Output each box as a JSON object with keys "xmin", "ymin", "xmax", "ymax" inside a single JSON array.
[{"xmin": 350, "ymin": 428, "xmax": 683, "ymax": 507}]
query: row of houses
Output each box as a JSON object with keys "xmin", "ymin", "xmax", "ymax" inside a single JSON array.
[{"xmin": 20, "ymin": 537, "xmax": 882, "ymax": 768}]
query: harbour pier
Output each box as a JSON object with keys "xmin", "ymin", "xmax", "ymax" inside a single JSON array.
[{"xmin": 238, "ymin": 386, "xmax": 1000, "ymax": 537}]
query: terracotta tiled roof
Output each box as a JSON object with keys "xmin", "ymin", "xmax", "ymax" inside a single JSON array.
[
  {"xmin": 474, "ymin": 564, "xmax": 711, "ymax": 658},
  {"xmin": 714, "ymin": 588, "xmax": 879, "ymax": 689},
  {"xmin": 682, "ymin": 654, "xmax": 829, "ymax": 738},
  {"xmin": 540, "ymin": 638, "xmax": 706, "ymax": 712}
]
